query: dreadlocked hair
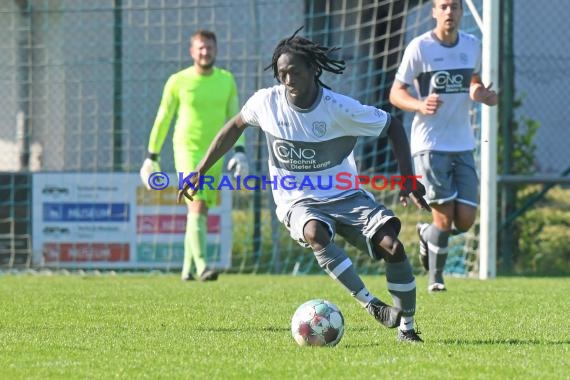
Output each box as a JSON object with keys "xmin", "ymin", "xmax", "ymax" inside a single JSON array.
[{"xmin": 264, "ymin": 26, "xmax": 345, "ymax": 90}]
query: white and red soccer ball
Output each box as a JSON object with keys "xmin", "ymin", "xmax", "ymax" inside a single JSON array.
[{"xmin": 291, "ymin": 299, "xmax": 345, "ymax": 347}]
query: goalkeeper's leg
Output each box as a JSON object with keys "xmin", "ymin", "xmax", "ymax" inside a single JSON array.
[
  {"xmin": 176, "ymin": 150, "xmax": 223, "ymax": 281},
  {"xmin": 183, "ymin": 201, "xmax": 208, "ymax": 280}
]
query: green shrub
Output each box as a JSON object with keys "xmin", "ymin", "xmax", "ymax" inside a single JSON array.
[{"xmin": 515, "ymin": 187, "xmax": 570, "ymax": 275}]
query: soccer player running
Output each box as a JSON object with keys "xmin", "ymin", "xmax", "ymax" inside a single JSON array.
[
  {"xmin": 140, "ymin": 30, "xmax": 248, "ymax": 282},
  {"xmin": 178, "ymin": 27, "xmax": 431, "ymax": 342},
  {"xmin": 389, "ymin": 0, "xmax": 498, "ymax": 292}
]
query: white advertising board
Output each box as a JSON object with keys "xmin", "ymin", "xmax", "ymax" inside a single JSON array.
[{"xmin": 32, "ymin": 173, "xmax": 232, "ymax": 270}]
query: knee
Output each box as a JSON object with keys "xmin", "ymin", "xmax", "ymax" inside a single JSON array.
[
  {"xmin": 454, "ymin": 215, "xmax": 476, "ymax": 232},
  {"xmin": 453, "ymin": 204, "xmax": 477, "ymax": 232},
  {"xmin": 382, "ymin": 238, "xmax": 406, "ymax": 263},
  {"xmin": 372, "ymin": 233, "xmax": 406, "ymax": 263},
  {"xmin": 187, "ymin": 200, "xmax": 208, "ymax": 215},
  {"xmin": 433, "ymin": 215, "xmax": 453, "ymax": 231},
  {"xmin": 303, "ymin": 220, "xmax": 331, "ymax": 251}
]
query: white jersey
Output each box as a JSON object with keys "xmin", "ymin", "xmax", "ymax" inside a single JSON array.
[
  {"xmin": 395, "ymin": 30, "xmax": 482, "ymax": 155},
  {"xmin": 241, "ymin": 85, "xmax": 391, "ymax": 221}
]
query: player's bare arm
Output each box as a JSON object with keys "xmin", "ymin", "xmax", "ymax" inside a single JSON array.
[
  {"xmin": 469, "ymin": 74, "xmax": 498, "ymax": 106},
  {"xmin": 389, "ymin": 80, "xmax": 442, "ymax": 115},
  {"xmin": 177, "ymin": 114, "xmax": 249, "ymax": 203},
  {"xmin": 386, "ymin": 117, "xmax": 431, "ymax": 212}
]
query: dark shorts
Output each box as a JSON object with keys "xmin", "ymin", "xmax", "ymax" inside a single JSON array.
[
  {"xmin": 283, "ymin": 191, "xmax": 401, "ymax": 257},
  {"xmin": 413, "ymin": 150, "xmax": 479, "ymax": 206},
  {"xmin": 174, "ymin": 148, "xmax": 224, "ymax": 208}
]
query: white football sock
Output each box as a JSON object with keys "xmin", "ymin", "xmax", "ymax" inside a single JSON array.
[{"xmin": 399, "ymin": 316, "xmax": 414, "ymax": 331}]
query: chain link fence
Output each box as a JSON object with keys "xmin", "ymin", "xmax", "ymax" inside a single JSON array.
[
  {"xmin": 1, "ymin": 0, "xmax": 568, "ymax": 274},
  {"xmin": 512, "ymin": 0, "xmax": 569, "ymax": 175}
]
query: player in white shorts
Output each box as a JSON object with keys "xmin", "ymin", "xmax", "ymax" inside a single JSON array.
[{"xmin": 179, "ymin": 27, "xmax": 431, "ymax": 342}]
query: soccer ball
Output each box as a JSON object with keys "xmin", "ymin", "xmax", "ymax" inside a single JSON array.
[{"xmin": 291, "ymin": 299, "xmax": 345, "ymax": 347}]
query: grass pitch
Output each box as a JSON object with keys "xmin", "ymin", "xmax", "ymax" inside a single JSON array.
[{"xmin": 1, "ymin": 273, "xmax": 568, "ymax": 379}]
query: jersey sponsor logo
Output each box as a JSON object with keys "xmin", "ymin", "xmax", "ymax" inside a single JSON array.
[
  {"xmin": 431, "ymin": 71, "xmax": 467, "ymax": 92},
  {"xmin": 266, "ymin": 133, "xmax": 356, "ymax": 172},
  {"xmin": 273, "ymin": 140, "xmax": 317, "ymax": 164},
  {"xmin": 417, "ymin": 68, "xmax": 473, "ymax": 96}
]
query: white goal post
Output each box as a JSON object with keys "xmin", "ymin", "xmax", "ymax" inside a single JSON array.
[{"xmin": 479, "ymin": 0, "xmax": 500, "ymax": 279}]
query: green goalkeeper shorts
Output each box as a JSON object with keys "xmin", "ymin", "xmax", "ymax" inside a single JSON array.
[{"xmin": 174, "ymin": 148, "xmax": 224, "ymax": 208}]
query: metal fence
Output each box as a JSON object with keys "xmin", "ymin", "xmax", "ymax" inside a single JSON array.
[{"xmin": 1, "ymin": 0, "xmax": 568, "ymax": 274}]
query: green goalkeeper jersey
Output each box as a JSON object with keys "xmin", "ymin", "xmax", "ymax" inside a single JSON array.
[{"xmin": 147, "ymin": 66, "xmax": 242, "ymax": 155}]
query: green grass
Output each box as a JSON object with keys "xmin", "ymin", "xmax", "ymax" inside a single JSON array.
[{"xmin": 1, "ymin": 274, "xmax": 569, "ymax": 379}]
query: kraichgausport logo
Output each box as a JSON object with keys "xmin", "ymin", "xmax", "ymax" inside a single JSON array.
[{"xmin": 145, "ymin": 172, "xmax": 422, "ymax": 192}]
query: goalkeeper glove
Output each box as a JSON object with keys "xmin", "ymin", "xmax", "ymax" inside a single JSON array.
[
  {"xmin": 140, "ymin": 153, "xmax": 161, "ymax": 190},
  {"xmin": 227, "ymin": 147, "xmax": 249, "ymax": 178}
]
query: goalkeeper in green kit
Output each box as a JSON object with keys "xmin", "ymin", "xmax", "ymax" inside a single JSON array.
[{"xmin": 140, "ymin": 30, "xmax": 247, "ymax": 281}]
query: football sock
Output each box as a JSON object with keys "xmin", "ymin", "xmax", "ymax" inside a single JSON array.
[
  {"xmin": 354, "ymin": 287, "xmax": 374, "ymax": 307},
  {"xmin": 400, "ymin": 316, "xmax": 414, "ymax": 331},
  {"xmin": 385, "ymin": 258, "xmax": 416, "ymax": 317},
  {"xmin": 184, "ymin": 213, "xmax": 207, "ymax": 277},
  {"xmin": 424, "ymin": 224, "xmax": 450, "ymax": 285},
  {"xmin": 314, "ymin": 242, "xmax": 373, "ymax": 307}
]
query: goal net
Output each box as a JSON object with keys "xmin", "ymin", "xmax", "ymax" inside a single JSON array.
[{"xmin": 0, "ymin": 0, "xmax": 483, "ymax": 275}]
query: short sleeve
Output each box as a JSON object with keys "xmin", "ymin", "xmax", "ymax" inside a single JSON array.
[
  {"xmin": 395, "ymin": 38, "xmax": 421, "ymax": 86},
  {"xmin": 241, "ymin": 88, "xmax": 270, "ymax": 126},
  {"xmin": 473, "ymin": 39, "xmax": 482, "ymax": 76},
  {"xmin": 331, "ymin": 93, "xmax": 390, "ymax": 137}
]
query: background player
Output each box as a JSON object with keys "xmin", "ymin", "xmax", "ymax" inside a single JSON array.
[
  {"xmin": 389, "ymin": 0, "xmax": 498, "ymax": 292},
  {"xmin": 140, "ymin": 30, "xmax": 248, "ymax": 282}
]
